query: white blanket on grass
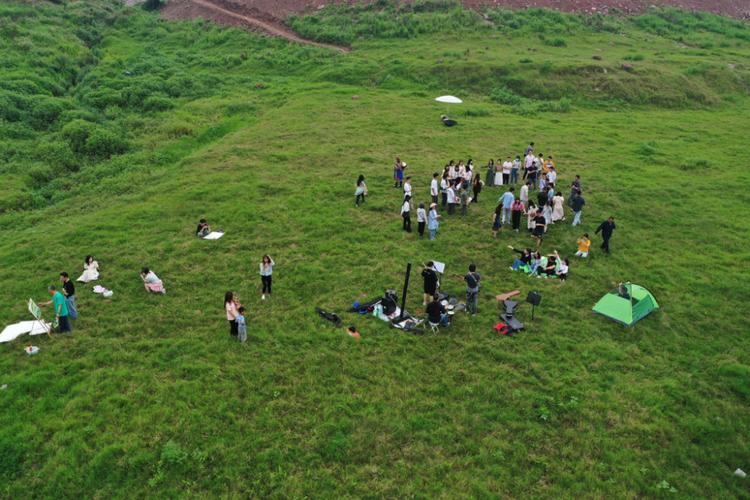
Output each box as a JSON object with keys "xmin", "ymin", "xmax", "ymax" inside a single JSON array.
[{"xmin": 202, "ymin": 232, "xmax": 224, "ymax": 240}]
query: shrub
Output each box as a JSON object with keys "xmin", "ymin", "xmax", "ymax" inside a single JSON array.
[
  {"xmin": 29, "ymin": 96, "xmax": 67, "ymax": 130},
  {"xmin": 490, "ymin": 86, "xmax": 523, "ymax": 105},
  {"xmin": 61, "ymin": 119, "xmax": 96, "ymax": 154},
  {"xmin": 544, "ymin": 37, "xmax": 567, "ymax": 47},
  {"xmin": 83, "ymin": 128, "xmax": 128, "ymax": 159},
  {"xmin": 142, "ymin": 96, "xmax": 174, "ymax": 112}
]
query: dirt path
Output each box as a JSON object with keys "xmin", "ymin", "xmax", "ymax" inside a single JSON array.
[{"xmin": 162, "ymin": 0, "xmax": 350, "ymax": 52}]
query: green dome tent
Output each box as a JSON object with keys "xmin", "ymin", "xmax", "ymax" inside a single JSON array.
[{"xmin": 592, "ymin": 283, "xmax": 659, "ymax": 326}]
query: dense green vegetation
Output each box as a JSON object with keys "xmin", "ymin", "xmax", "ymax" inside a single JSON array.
[{"xmin": 0, "ymin": 0, "xmax": 748, "ymax": 497}]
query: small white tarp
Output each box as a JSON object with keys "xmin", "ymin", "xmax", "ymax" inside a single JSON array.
[
  {"xmin": 435, "ymin": 95, "xmax": 463, "ymax": 104},
  {"xmin": 202, "ymin": 232, "xmax": 225, "ymax": 240},
  {"xmin": 0, "ymin": 321, "xmax": 49, "ymax": 343}
]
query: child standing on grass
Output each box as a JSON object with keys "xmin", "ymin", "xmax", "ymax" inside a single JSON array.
[
  {"xmin": 355, "ymin": 175, "xmax": 367, "ymax": 207},
  {"xmin": 576, "ymin": 234, "xmax": 591, "ymax": 258},
  {"xmin": 237, "ymin": 307, "xmax": 247, "ymax": 343},
  {"xmin": 260, "ymin": 255, "xmax": 274, "ymax": 300},
  {"xmin": 417, "ymin": 203, "xmax": 427, "ymax": 238}
]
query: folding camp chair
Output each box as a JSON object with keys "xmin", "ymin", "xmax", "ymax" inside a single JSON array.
[{"xmin": 428, "ymin": 321, "xmax": 440, "ymax": 334}]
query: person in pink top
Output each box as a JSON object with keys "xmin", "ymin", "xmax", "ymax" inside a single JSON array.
[{"xmin": 224, "ymin": 291, "xmax": 240, "ymax": 338}]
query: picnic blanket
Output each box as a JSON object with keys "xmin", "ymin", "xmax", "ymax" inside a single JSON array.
[{"xmin": 202, "ymin": 231, "xmax": 225, "ymax": 240}]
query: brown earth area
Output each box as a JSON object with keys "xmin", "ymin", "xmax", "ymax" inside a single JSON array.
[{"xmin": 161, "ymin": 0, "xmax": 750, "ymax": 49}]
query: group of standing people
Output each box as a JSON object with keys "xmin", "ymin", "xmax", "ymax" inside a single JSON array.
[{"xmin": 223, "ymin": 255, "xmax": 275, "ymax": 342}]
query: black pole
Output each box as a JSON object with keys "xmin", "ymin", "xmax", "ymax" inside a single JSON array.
[
  {"xmin": 531, "ymin": 304, "xmax": 536, "ymax": 321},
  {"xmin": 399, "ymin": 263, "xmax": 412, "ymax": 321}
]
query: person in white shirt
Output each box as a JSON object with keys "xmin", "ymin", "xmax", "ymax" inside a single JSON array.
[
  {"xmin": 446, "ymin": 182, "xmax": 457, "ymax": 215},
  {"xmin": 401, "ymin": 195, "xmax": 412, "ymax": 232},
  {"xmin": 430, "ymin": 173, "xmax": 439, "ymax": 204},
  {"xmin": 403, "ymin": 176, "xmax": 412, "ymax": 199},
  {"xmin": 547, "ymin": 167, "xmax": 557, "ymax": 185},
  {"xmin": 440, "ymin": 174, "xmax": 449, "ymax": 208},
  {"xmin": 502, "ymin": 157, "xmax": 513, "ymax": 185},
  {"xmin": 520, "ymin": 181, "xmax": 530, "ymax": 205},
  {"xmin": 416, "ymin": 203, "xmax": 427, "ymax": 238},
  {"xmin": 511, "ymin": 156, "xmax": 521, "ymax": 184}
]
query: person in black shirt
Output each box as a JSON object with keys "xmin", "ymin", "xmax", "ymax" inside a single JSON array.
[
  {"xmin": 421, "ymin": 262, "xmax": 439, "ymax": 306},
  {"xmin": 595, "ymin": 217, "xmax": 617, "ymax": 254},
  {"xmin": 426, "ymin": 294, "xmax": 447, "ymax": 325},
  {"xmin": 537, "ymin": 187, "xmax": 549, "ymax": 207},
  {"xmin": 59, "ymin": 272, "xmax": 78, "ymax": 320},
  {"xmin": 532, "ymin": 213, "xmax": 546, "ymax": 251}
]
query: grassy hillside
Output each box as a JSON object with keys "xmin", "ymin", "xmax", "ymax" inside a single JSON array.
[{"xmin": 0, "ymin": 1, "xmax": 749, "ymax": 497}]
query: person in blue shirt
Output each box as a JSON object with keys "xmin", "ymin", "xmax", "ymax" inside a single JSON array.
[
  {"xmin": 427, "ymin": 203, "xmax": 440, "ymax": 241},
  {"xmin": 498, "ymin": 187, "xmax": 515, "ymax": 225},
  {"xmin": 236, "ymin": 306, "xmax": 248, "ymax": 343},
  {"xmin": 41, "ymin": 285, "xmax": 71, "ymax": 333}
]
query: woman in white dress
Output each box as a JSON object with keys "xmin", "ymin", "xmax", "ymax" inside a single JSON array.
[
  {"xmin": 494, "ymin": 162, "xmax": 503, "ymax": 186},
  {"xmin": 551, "ymin": 193, "xmax": 565, "ymax": 222},
  {"xmin": 542, "ymin": 201, "xmax": 554, "ymax": 227},
  {"xmin": 77, "ymin": 255, "xmax": 99, "ymax": 283}
]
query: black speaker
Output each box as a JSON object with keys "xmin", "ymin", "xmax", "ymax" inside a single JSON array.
[{"xmin": 526, "ymin": 291, "xmax": 541, "ymax": 306}]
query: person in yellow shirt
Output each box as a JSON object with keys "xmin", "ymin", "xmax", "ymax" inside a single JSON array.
[{"xmin": 575, "ymin": 233, "xmax": 591, "ymax": 258}]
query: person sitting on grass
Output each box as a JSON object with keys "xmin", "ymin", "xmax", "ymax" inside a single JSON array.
[
  {"xmin": 557, "ymin": 257, "xmax": 570, "ymax": 282},
  {"xmin": 426, "ymin": 294, "xmax": 449, "ymax": 326},
  {"xmin": 196, "ymin": 219, "xmax": 211, "ymax": 237},
  {"xmin": 537, "ymin": 253, "xmax": 558, "ymax": 278},
  {"xmin": 141, "ymin": 267, "xmax": 165, "ymax": 294},
  {"xmin": 530, "ymin": 251, "xmax": 545, "ymax": 274},
  {"xmin": 77, "ymin": 255, "xmax": 100, "ymax": 283},
  {"xmin": 508, "ymin": 246, "xmax": 533, "ymax": 272},
  {"xmin": 576, "ymin": 234, "xmax": 591, "ymax": 258}
]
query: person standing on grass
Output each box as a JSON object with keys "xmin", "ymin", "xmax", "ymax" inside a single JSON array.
[
  {"xmin": 260, "ymin": 255, "xmax": 274, "ymax": 300},
  {"xmin": 417, "ymin": 203, "xmax": 427, "ymax": 239},
  {"xmin": 527, "ymin": 200, "xmax": 538, "ymax": 233},
  {"xmin": 428, "ymin": 203, "xmax": 440, "ymax": 240},
  {"xmin": 422, "ymin": 262, "xmax": 439, "ymax": 305},
  {"xmin": 502, "ymin": 157, "xmax": 512, "ymax": 186},
  {"xmin": 472, "ymin": 174, "xmax": 483, "ymax": 203},
  {"xmin": 511, "ymin": 156, "xmax": 521, "ymax": 184},
  {"xmin": 225, "ymin": 291, "xmax": 240, "ymax": 338},
  {"xmin": 520, "ymin": 180, "xmax": 530, "ymax": 207},
  {"xmin": 355, "ymin": 175, "xmax": 367, "ymax": 207},
  {"xmin": 401, "ymin": 195, "xmax": 412, "ymax": 233},
  {"xmin": 237, "ymin": 306, "xmax": 248, "ymax": 343},
  {"xmin": 41, "ymin": 285, "xmax": 71, "ymax": 333},
  {"xmin": 463, "ymin": 264, "xmax": 481, "ymax": 315},
  {"xmin": 446, "ymin": 181, "xmax": 457, "ymax": 215},
  {"xmin": 499, "ymin": 187, "xmax": 515, "ymax": 225},
  {"xmin": 552, "ymin": 191, "xmax": 565, "ymax": 222},
  {"xmin": 440, "ymin": 172, "xmax": 449, "ymax": 208},
  {"xmin": 492, "ymin": 202, "xmax": 503, "ymax": 238},
  {"xmin": 511, "ymin": 198, "xmax": 525, "ymax": 232},
  {"xmin": 571, "ymin": 191, "xmax": 585, "ymax": 226},
  {"xmin": 430, "ymin": 172, "xmax": 439, "ymax": 205},
  {"xmin": 576, "ymin": 233, "xmax": 591, "ymax": 258},
  {"xmin": 595, "ymin": 217, "xmax": 617, "ymax": 254},
  {"xmin": 394, "ymin": 157, "xmax": 406, "ymax": 188},
  {"xmin": 525, "ymin": 142, "xmax": 535, "ymax": 156},
  {"xmin": 532, "ymin": 210, "xmax": 547, "ymax": 251},
  {"xmin": 485, "ymin": 159, "xmax": 495, "ymax": 187},
  {"xmin": 526, "ymin": 157, "xmax": 537, "ymax": 188},
  {"xmin": 403, "ymin": 176, "xmax": 412, "ymax": 199},
  {"xmin": 59, "ymin": 272, "xmax": 77, "ymax": 320},
  {"xmin": 569, "ymin": 175, "xmax": 582, "ymax": 207},
  {"xmin": 459, "ymin": 183, "xmax": 470, "ymax": 217}
]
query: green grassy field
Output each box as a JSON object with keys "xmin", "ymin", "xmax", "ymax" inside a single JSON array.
[{"xmin": 1, "ymin": 1, "xmax": 749, "ymax": 497}]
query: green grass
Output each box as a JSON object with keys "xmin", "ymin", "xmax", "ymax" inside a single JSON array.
[{"xmin": 0, "ymin": 1, "xmax": 749, "ymax": 497}]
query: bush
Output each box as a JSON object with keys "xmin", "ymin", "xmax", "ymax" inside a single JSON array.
[
  {"xmin": 543, "ymin": 37, "xmax": 567, "ymax": 47},
  {"xmin": 29, "ymin": 96, "xmax": 67, "ymax": 130},
  {"xmin": 61, "ymin": 119, "xmax": 96, "ymax": 154},
  {"xmin": 83, "ymin": 128, "xmax": 128, "ymax": 159},
  {"xmin": 143, "ymin": 96, "xmax": 174, "ymax": 112},
  {"xmin": 490, "ymin": 86, "xmax": 523, "ymax": 106}
]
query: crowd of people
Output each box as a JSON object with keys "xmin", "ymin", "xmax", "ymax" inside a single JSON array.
[{"xmin": 355, "ymin": 142, "xmax": 618, "ymax": 318}]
